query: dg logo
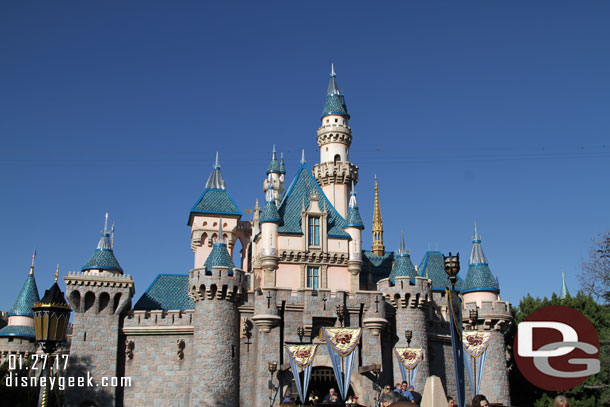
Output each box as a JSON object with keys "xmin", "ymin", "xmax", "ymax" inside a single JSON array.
[{"xmin": 514, "ymin": 305, "xmax": 600, "ymax": 391}]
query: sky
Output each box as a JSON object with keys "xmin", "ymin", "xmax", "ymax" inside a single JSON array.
[{"xmin": 1, "ymin": 1, "xmax": 609, "ymax": 312}]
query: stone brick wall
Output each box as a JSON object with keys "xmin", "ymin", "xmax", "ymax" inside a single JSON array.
[{"xmin": 0, "ymin": 337, "xmax": 37, "ymax": 365}]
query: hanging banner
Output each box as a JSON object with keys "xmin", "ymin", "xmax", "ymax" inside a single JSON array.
[
  {"xmin": 285, "ymin": 345, "xmax": 318, "ymax": 404},
  {"xmin": 323, "ymin": 328, "xmax": 362, "ymax": 400},
  {"xmin": 462, "ymin": 331, "xmax": 492, "ymax": 396},
  {"xmin": 393, "ymin": 347, "xmax": 423, "ymax": 385},
  {"xmin": 447, "ymin": 289, "xmax": 465, "ymax": 407}
]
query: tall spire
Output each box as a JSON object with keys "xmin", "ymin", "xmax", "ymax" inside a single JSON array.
[
  {"xmin": 279, "ymin": 152, "xmax": 286, "ymax": 174},
  {"xmin": 398, "ymin": 230, "xmax": 407, "ymax": 256},
  {"xmin": 560, "ymin": 269, "xmax": 570, "ymax": 299},
  {"xmin": 267, "ymin": 145, "xmax": 281, "ymax": 174},
  {"xmin": 470, "ymin": 221, "xmax": 488, "ymax": 265},
  {"xmin": 205, "ymin": 152, "xmax": 227, "ymax": 189},
  {"xmin": 372, "ymin": 175, "xmax": 385, "ymax": 256},
  {"xmin": 29, "ymin": 249, "xmax": 36, "ymax": 275},
  {"xmin": 218, "ymin": 218, "xmax": 224, "ymax": 244},
  {"xmin": 345, "ymin": 181, "xmax": 364, "ymax": 229},
  {"xmin": 322, "ymin": 64, "xmax": 349, "ymax": 119},
  {"xmin": 301, "ymin": 149, "xmax": 306, "ymax": 164}
]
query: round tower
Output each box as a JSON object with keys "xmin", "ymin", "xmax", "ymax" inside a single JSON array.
[
  {"xmin": 378, "ymin": 270, "xmax": 431, "ymax": 392},
  {"xmin": 188, "ymin": 225, "xmax": 247, "ymax": 407},
  {"xmin": 313, "ymin": 65, "xmax": 358, "ymax": 218},
  {"xmin": 461, "ymin": 223, "xmax": 511, "ymax": 406},
  {"xmin": 343, "ymin": 182, "xmax": 364, "ymax": 291},
  {"xmin": 0, "ymin": 252, "xmax": 40, "ymax": 364},
  {"xmin": 259, "ymin": 182, "xmax": 281, "ymax": 287}
]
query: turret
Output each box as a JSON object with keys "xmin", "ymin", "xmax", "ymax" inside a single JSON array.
[
  {"xmin": 0, "ymin": 251, "xmax": 40, "ymax": 363},
  {"xmin": 263, "ymin": 145, "xmax": 284, "ymax": 206},
  {"xmin": 81, "ymin": 213, "xmax": 122, "ymax": 275},
  {"xmin": 188, "ymin": 222, "xmax": 247, "ymax": 407},
  {"xmin": 189, "ymin": 153, "xmax": 243, "ymax": 269},
  {"xmin": 461, "ymin": 222, "xmax": 500, "ymax": 306},
  {"xmin": 259, "ymin": 182, "xmax": 281, "ymax": 287},
  {"xmin": 64, "ymin": 217, "xmax": 134, "ymax": 406},
  {"xmin": 388, "ymin": 231, "xmax": 417, "ymax": 284},
  {"xmin": 560, "ymin": 270, "xmax": 570, "ymax": 299},
  {"xmin": 461, "ymin": 223, "xmax": 512, "ymax": 406},
  {"xmin": 313, "ymin": 65, "xmax": 359, "ymax": 217},
  {"xmin": 343, "ymin": 182, "xmax": 364, "ymax": 291}
]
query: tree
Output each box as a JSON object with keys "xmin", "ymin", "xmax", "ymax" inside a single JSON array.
[
  {"xmin": 580, "ymin": 231, "xmax": 610, "ymax": 303},
  {"xmin": 506, "ymin": 292, "xmax": 610, "ymax": 407}
]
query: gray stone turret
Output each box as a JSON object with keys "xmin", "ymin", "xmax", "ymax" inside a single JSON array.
[
  {"xmin": 378, "ymin": 275, "xmax": 432, "ymax": 391},
  {"xmin": 188, "ymin": 233, "xmax": 247, "ymax": 407}
]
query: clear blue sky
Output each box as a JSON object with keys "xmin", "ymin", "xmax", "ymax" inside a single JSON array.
[{"xmin": 1, "ymin": 1, "xmax": 609, "ymax": 311}]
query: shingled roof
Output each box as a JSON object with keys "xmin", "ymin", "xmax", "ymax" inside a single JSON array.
[
  {"xmin": 8, "ymin": 273, "xmax": 39, "ymax": 317},
  {"xmin": 134, "ymin": 274, "xmax": 194, "ymax": 311},
  {"xmin": 278, "ymin": 165, "xmax": 350, "ymax": 239}
]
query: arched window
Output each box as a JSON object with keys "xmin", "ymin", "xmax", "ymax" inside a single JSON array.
[{"xmin": 334, "ymin": 154, "xmax": 341, "ymax": 165}]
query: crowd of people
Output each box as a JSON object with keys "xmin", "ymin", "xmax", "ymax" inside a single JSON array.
[{"xmin": 281, "ymin": 385, "xmax": 572, "ymax": 406}]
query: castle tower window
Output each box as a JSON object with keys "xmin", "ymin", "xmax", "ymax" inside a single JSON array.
[
  {"xmin": 334, "ymin": 154, "xmax": 340, "ymax": 165},
  {"xmin": 308, "ymin": 217, "xmax": 320, "ymax": 246},
  {"xmin": 307, "ymin": 267, "xmax": 320, "ymax": 290}
]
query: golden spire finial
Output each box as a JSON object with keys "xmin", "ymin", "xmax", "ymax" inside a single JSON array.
[
  {"xmin": 55, "ymin": 264, "xmax": 59, "ymax": 283},
  {"xmin": 372, "ymin": 176, "xmax": 385, "ymax": 256},
  {"xmin": 29, "ymin": 249, "xmax": 36, "ymax": 275}
]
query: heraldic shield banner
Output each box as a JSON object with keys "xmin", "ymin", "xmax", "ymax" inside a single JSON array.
[
  {"xmin": 462, "ymin": 330, "xmax": 492, "ymax": 395},
  {"xmin": 322, "ymin": 327, "xmax": 362, "ymax": 400},
  {"xmin": 285, "ymin": 344, "xmax": 318, "ymax": 403},
  {"xmin": 393, "ymin": 347, "xmax": 423, "ymax": 386}
]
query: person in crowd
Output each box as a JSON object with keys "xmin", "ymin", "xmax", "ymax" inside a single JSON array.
[
  {"xmin": 471, "ymin": 394, "xmax": 489, "ymax": 407},
  {"xmin": 447, "ymin": 396, "xmax": 455, "ymax": 406},
  {"xmin": 379, "ymin": 389, "xmax": 401, "ymax": 407},
  {"xmin": 553, "ymin": 395, "xmax": 570, "ymax": 407},
  {"xmin": 282, "ymin": 390, "xmax": 293, "ymax": 403},
  {"xmin": 329, "ymin": 393, "xmax": 341, "ymax": 405},
  {"xmin": 408, "ymin": 385, "xmax": 422, "ymax": 404},
  {"xmin": 323, "ymin": 388, "xmax": 336, "ymax": 402},
  {"xmin": 398, "ymin": 381, "xmax": 415, "ymax": 402},
  {"xmin": 394, "ymin": 382, "xmax": 402, "ymax": 393}
]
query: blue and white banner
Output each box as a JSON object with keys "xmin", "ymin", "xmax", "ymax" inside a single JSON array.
[
  {"xmin": 393, "ymin": 347, "xmax": 423, "ymax": 386},
  {"xmin": 463, "ymin": 331, "xmax": 491, "ymax": 396},
  {"xmin": 285, "ymin": 345, "xmax": 318, "ymax": 404},
  {"xmin": 323, "ymin": 327, "xmax": 362, "ymax": 400},
  {"xmin": 447, "ymin": 289, "xmax": 465, "ymax": 407}
]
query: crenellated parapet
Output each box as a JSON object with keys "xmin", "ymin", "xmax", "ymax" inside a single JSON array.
[
  {"xmin": 377, "ymin": 276, "xmax": 432, "ymax": 309},
  {"xmin": 188, "ymin": 266, "xmax": 247, "ymax": 304},
  {"xmin": 64, "ymin": 271, "xmax": 134, "ymax": 314},
  {"xmin": 317, "ymin": 122, "xmax": 352, "ymax": 147},
  {"xmin": 312, "ymin": 161, "xmax": 359, "ymax": 186},
  {"xmin": 463, "ymin": 299, "xmax": 512, "ymax": 331}
]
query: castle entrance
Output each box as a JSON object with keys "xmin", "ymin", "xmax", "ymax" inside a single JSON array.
[{"xmin": 300, "ymin": 367, "xmax": 354, "ymax": 403}]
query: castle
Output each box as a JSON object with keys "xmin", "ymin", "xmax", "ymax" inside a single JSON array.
[{"xmin": 0, "ymin": 67, "xmax": 513, "ymax": 407}]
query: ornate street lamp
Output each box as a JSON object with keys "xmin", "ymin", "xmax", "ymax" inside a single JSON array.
[
  {"xmin": 268, "ymin": 362, "xmax": 278, "ymax": 407},
  {"xmin": 297, "ymin": 326, "xmax": 305, "ymax": 343},
  {"xmin": 33, "ymin": 266, "xmax": 71, "ymax": 407},
  {"xmin": 443, "ymin": 252, "xmax": 460, "ymax": 292},
  {"xmin": 336, "ymin": 304, "xmax": 345, "ymax": 327},
  {"xmin": 404, "ymin": 330, "xmax": 413, "ymax": 347}
]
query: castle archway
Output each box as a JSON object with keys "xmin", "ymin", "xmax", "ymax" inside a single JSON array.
[{"xmin": 296, "ymin": 366, "xmax": 354, "ymax": 403}]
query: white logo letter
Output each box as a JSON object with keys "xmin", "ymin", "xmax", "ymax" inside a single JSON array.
[{"xmin": 518, "ymin": 321, "xmax": 577, "ymax": 357}]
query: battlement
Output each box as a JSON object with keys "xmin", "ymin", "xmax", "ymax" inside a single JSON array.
[
  {"xmin": 463, "ymin": 300, "xmax": 513, "ymax": 331},
  {"xmin": 188, "ymin": 266, "xmax": 247, "ymax": 303},
  {"xmin": 64, "ymin": 272, "xmax": 134, "ymax": 314},
  {"xmin": 377, "ymin": 276, "xmax": 432, "ymax": 309},
  {"xmin": 312, "ymin": 161, "xmax": 358, "ymax": 186},
  {"xmin": 64, "ymin": 271, "xmax": 134, "ymax": 287},
  {"xmin": 317, "ymin": 123, "xmax": 352, "ymax": 146},
  {"xmin": 123, "ymin": 310, "xmax": 194, "ymax": 335}
]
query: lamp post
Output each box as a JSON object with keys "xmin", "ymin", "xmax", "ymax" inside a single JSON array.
[
  {"xmin": 268, "ymin": 361, "xmax": 278, "ymax": 407},
  {"xmin": 404, "ymin": 330, "xmax": 413, "ymax": 347},
  {"xmin": 443, "ymin": 252, "xmax": 460, "ymax": 292},
  {"xmin": 297, "ymin": 326, "xmax": 305, "ymax": 343},
  {"xmin": 32, "ymin": 266, "xmax": 71, "ymax": 407},
  {"xmin": 336, "ymin": 304, "xmax": 345, "ymax": 328},
  {"xmin": 469, "ymin": 308, "xmax": 479, "ymax": 396}
]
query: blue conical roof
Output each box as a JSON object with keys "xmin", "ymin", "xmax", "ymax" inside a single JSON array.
[
  {"xmin": 560, "ymin": 272, "xmax": 570, "ymax": 299},
  {"xmin": 389, "ymin": 232, "xmax": 417, "ymax": 283},
  {"xmin": 204, "ymin": 243, "xmax": 235, "ymax": 275},
  {"xmin": 344, "ymin": 187, "xmax": 364, "ymax": 229},
  {"xmin": 267, "ymin": 146, "xmax": 281, "ymax": 174},
  {"xmin": 8, "ymin": 273, "xmax": 40, "ymax": 317},
  {"xmin": 322, "ymin": 65, "xmax": 349, "ymax": 119},
  {"xmin": 189, "ymin": 155, "xmax": 241, "ymax": 224},
  {"xmin": 418, "ymin": 250, "xmax": 464, "ymax": 292},
  {"xmin": 82, "ymin": 215, "xmax": 123, "ymax": 273},
  {"xmin": 461, "ymin": 225, "xmax": 500, "ymax": 294},
  {"xmin": 261, "ymin": 186, "xmax": 281, "ymax": 223},
  {"xmin": 279, "ymin": 153, "xmax": 286, "ymax": 174}
]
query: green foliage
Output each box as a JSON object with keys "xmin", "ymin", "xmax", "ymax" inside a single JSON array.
[{"xmin": 507, "ymin": 292, "xmax": 610, "ymax": 407}]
